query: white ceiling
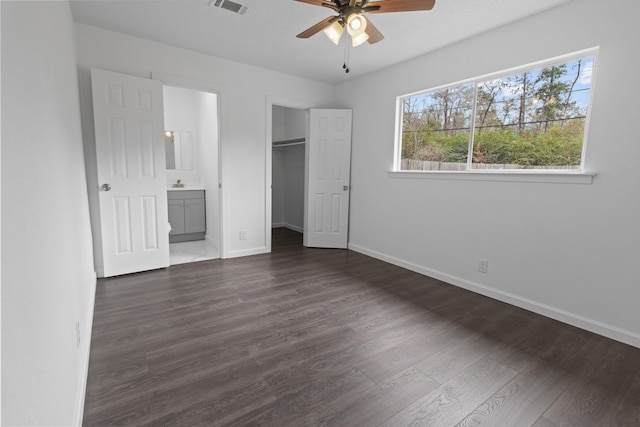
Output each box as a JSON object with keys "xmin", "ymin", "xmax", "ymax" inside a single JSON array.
[{"xmin": 69, "ymin": 0, "xmax": 571, "ymax": 85}]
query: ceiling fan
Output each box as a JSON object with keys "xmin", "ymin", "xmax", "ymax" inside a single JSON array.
[{"xmin": 296, "ymin": 0, "xmax": 436, "ymax": 47}]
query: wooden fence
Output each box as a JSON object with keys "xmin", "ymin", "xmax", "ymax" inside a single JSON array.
[{"xmin": 401, "ymin": 159, "xmax": 578, "ymax": 171}]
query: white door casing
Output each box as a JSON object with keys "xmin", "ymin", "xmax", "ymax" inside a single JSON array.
[
  {"xmin": 91, "ymin": 68, "xmax": 169, "ymax": 277},
  {"xmin": 304, "ymin": 109, "xmax": 352, "ymax": 249}
]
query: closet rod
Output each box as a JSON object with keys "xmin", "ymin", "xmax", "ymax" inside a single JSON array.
[{"xmin": 272, "ymin": 137, "xmax": 305, "ymax": 148}]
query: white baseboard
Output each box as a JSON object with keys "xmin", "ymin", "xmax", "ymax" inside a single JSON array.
[
  {"xmin": 73, "ymin": 274, "xmax": 97, "ymax": 426},
  {"xmin": 225, "ymin": 246, "xmax": 270, "ymax": 259},
  {"xmin": 348, "ymin": 243, "xmax": 640, "ymax": 349}
]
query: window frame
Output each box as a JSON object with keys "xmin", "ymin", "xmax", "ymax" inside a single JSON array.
[{"xmin": 392, "ymin": 47, "xmax": 599, "ymax": 183}]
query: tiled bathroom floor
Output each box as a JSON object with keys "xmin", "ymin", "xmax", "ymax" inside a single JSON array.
[{"xmin": 169, "ymin": 239, "xmax": 220, "ymax": 265}]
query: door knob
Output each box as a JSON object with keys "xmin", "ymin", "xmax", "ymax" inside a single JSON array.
[
  {"xmin": 343, "ymin": 185, "xmax": 349, "ymax": 191},
  {"xmin": 101, "ymin": 183, "xmax": 112, "ymax": 192}
]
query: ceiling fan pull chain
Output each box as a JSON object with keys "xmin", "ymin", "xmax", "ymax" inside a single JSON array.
[{"xmin": 343, "ymin": 42, "xmax": 350, "ymax": 73}]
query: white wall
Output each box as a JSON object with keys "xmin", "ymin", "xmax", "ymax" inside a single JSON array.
[
  {"xmin": 272, "ymin": 105, "xmax": 306, "ymax": 142},
  {"xmin": 272, "ymin": 149, "xmax": 286, "ymax": 226},
  {"xmin": 75, "ymin": 24, "xmax": 336, "ymax": 258},
  {"xmin": 283, "ymin": 144, "xmax": 305, "ymax": 231},
  {"xmin": 337, "ymin": 0, "xmax": 640, "ymax": 347},
  {"xmin": 1, "ymin": 2, "xmax": 96, "ymax": 425},
  {"xmin": 271, "ymin": 145, "xmax": 305, "ymax": 231},
  {"xmin": 196, "ymin": 91, "xmax": 221, "ymax": 248}
]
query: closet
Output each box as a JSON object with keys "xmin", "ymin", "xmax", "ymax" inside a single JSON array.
[{"xmin": 271, "ymin": 106, "xmax": 306, "ymax": 233}]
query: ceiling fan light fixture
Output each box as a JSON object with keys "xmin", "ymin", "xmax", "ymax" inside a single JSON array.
[
  {"xmin": 323, "ymin": 21, "xmax": 344, "ymax": 45},
  {"xmin": 346, "ymin": 14, "xmax": 366, "ymax": 36},
  {"xmin": 351, "ymin": 31, "xmax": 369, "ymax": 47}
]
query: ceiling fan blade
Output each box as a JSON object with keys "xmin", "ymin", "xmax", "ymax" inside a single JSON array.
[
  {"xmin": 297, "ymin": 16, "xmax": 340, "ymax": 39},
  {"xmin": 367, "ymin": 0, "xmax": 435, "ymax": 13},
  {"xmin": 364, "ymin": 16, "xmax": 384, "ymax": 44}
]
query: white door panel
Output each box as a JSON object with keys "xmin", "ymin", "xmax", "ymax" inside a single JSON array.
[
  {"xmin": 304, "ymin": 109, "xmax": 352, "ymax": 249},
  {"xmin": 92, "ymin": 68, "xmax": 169, "ymax": 277}
]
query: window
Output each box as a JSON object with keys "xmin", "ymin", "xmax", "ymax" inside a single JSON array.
[{"xmin": 396, "ymin": 50, "xmax": 596, "ymax": 172}]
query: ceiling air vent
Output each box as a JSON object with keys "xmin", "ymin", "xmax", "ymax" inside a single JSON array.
[{"xmin": 210, "ymin": 0, "xmax": 249, "ymax": 15}]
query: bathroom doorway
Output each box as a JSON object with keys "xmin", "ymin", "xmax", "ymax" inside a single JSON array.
[{"xmin": 163, "ymin": 85, "xmax": 221, "ymax": 265}]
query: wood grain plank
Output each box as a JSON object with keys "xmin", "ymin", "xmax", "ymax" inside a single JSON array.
[
  {"xmin": 225, "ymin": 367, "xmax": 374, "ymax": 426},
  {"xmin": 532, "ymin": 416, "xmax": 558, "ymax": 427},
  {"xmin": 144, "ymin": 376, "xmax": 274, "ymax": 426},
  {"xmin": 356, "ymin": 310, "xmax": 479, "ymax": 383},
  {"xmin": 542, "ymin": 339, "xmax": 640, "ymax": 426},
  {"xmin": 415, "ymin": 328, "xmax": 494, "ymax": 385},
  {"xmin": 380, "ymin": 357, "xmax": 518, "ymax": 426},
  {"xmin": 317, "ymin": 367, "xmax": 439, "ymax": 427},
  {"xmin": 607, "ymin": 370, "xmax": 640, "ymax": 426},
  {"xmin": 455, "ymin": 358, "xmax": 572, "ymax": 426}
]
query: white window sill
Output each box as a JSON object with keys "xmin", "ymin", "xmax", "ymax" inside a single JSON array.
[{"xmin": 388, "ymin": 170, "xmax": 595, "ymax": 184}]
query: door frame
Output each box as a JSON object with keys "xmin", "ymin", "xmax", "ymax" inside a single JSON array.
[
  {"xmin": 265, "ymin": 96, "xmax": 313, "ymax": 252},
  {"xmin": 152, "ymin": 72, "xmax": 227, "ymax": 258}
]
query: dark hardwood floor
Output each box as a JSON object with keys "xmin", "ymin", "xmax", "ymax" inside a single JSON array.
[{"xmin": 83, "ymin": 228, "xmax": 640, "ymax": 426}]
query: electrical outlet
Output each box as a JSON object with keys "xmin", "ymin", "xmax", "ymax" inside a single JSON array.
[
  {"xmin": 239, "ymin": 230, "xmax": 246, "ymax": 240},
  {"xmin": 478, "ymin": 259, "xmax": 489, "ymax": 274},
  {"xmin": 75, "ymin": 321, "xmax": 81, "ymax": 348}
]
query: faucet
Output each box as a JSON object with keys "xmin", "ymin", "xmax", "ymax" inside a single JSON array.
[{"xmin": 173, "ymin": 179, "xmax": 184, "ymax": 188}]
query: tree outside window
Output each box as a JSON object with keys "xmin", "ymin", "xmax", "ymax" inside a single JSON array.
[{"xmin": 399, "ymin": 52, "xmax": 595, "ymax": 171}]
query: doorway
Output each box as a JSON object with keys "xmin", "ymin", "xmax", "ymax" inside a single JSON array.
[
  {"xmin": 267, "ymin": 102, "xmax": 353, "ymax": 252},
  {"xmin": 271, "ymin": 105, "xmax": 307, "ymax": 240},
  {"xmin": 266, "ymin": 97, "xmax": 312, "ymax": 252},
  {"xmin": 163, "ymin": 85, "xmax": 221, "ymax": 265}
]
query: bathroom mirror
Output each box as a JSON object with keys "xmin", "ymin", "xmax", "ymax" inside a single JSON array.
[
  {"xmin": 165, "ymin": 131, "xmax": 176, "ymax": 169},
  {"xmin": 165, "ymin": 130, "xmax": 194, "ymax": 170}
]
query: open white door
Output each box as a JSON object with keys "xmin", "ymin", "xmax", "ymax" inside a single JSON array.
[
  {"xmin": 304, "ymin": 109, "xmax": 352, "ymax": 249},
  {"xmin": 91, "ymin": 68, "xmax": 169, "ymax": 277}
]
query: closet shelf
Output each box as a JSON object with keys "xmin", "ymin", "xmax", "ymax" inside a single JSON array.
[{"xmin": 272, "ymin": 137, "xmax": 305, "ymax": 148}]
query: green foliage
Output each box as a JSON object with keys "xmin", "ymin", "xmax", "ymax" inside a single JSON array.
[
  {"xmin": 402, "ymin": 118, "xmax": 584, "ymax": 167},
  {"xmin": 402, "ymin": 127, "xmax": 469, "ymax": 163},
  {"xmin": 474, "ymin": 121, "xmax": 583, "ymax": 166}
]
